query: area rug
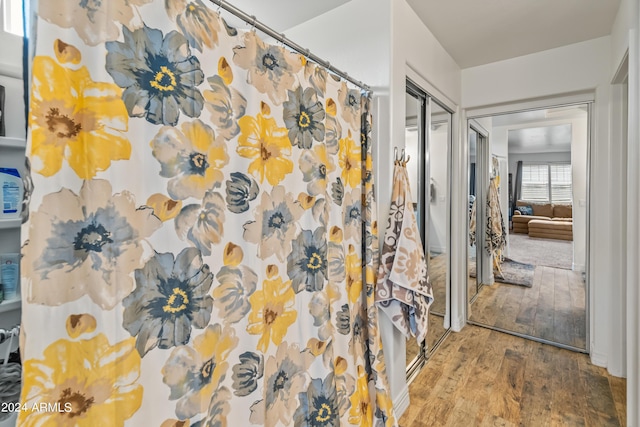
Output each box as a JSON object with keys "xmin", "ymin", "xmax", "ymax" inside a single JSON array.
[
  {"xmin": 507, "ymin": 232, "xmax": 573, "ymax": 270},
  {"xmin": 469, "ymin": 257, "xmax": 535, "ymax": 287}
]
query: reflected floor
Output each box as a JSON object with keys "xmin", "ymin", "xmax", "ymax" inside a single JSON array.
[
  {"xmin": 469, "ymin": 265, "xmax": 586, "ymax": 349},
  {"xmin": 406, "ymin": 313, "xmax": 448, "ymax": 366},
  {"xmin": 406, "ymin": 253, "xmax": 449, "ymax": 366}
]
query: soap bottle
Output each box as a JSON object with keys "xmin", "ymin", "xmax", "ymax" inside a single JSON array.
[{"xmin": 0, "ymin": 168, "xmax": 22, "ymax": 219}]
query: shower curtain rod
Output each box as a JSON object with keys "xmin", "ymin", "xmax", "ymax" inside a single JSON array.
[{"xmin": 208, "ymin": 0, "xmax": 372, "ymax": 93}]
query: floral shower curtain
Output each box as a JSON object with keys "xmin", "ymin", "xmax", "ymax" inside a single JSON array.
[{"xmin": 19, "ymin": 1, "xmax": 396, "ymax": 426}]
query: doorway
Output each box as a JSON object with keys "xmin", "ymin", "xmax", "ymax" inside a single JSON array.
[
  {"xmin": 404, "ymin": 80, "xmax": 453, "ymax": 377},
  {"xmin": 466, "ymin": 103, "xmax": 590, "ymax": 352}
]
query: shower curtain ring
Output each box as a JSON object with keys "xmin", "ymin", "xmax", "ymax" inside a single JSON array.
[
  {"xmin": 401, "ymin": 148, "xmax": 406, "ymax": 163},
  {"xmin": 394, "ymin": 147, "xmax": 399, "ymax": 163},
  {"xmin": 250, "ymin": 15, "xmax": 257, "ymax": 32}
]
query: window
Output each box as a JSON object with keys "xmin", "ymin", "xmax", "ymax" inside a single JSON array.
[
  {"xmin": 2, "ymin": 0, "xmax": 23, "ymax": 37},
  {"xmin": 521, "ymin": 163, "xmax": 572, "ymax": 203}
]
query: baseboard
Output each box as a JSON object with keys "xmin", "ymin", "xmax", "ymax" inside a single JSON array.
[
  {"xmin": 451, "ymin": 314, "xmax": 465, "ymax": 332},
  {"xmin": 393, "ymin": 385, "xmax": 410, "ymax": 420},
  {"xmin": 429, "ymin": 246, "xmax": 446, "ymax": 255},
  {"xmin": 572, "ymin": 262, "xmax": 585, "ymax": 272},
  {"xmin": 590, "ymin": 350, "xmax": 607, "ymax": 368}
]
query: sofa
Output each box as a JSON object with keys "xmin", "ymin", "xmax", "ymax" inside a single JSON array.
[{"xmin": 512, "ymin": 201, "xmax": 573, "ymax": 241}]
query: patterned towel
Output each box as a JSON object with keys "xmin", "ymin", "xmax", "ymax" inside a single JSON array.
[{"xmin": 376, "ymin": 160, "xmax": 434, "ymax": 344}]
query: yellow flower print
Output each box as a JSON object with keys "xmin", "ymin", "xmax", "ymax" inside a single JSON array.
[
  {"xmin": 346, "ymin": 244, "xmax": 363, "ymax": 304},
  {"xmin": 65, "ymin": 313, "xmax": 97, "ymax": 339},
  {"xmin": 338, "ymin": 130, "xmax": 362, "ymax": 188},
  {"xmin": 19, "ymin": 334, "xmax": 142, "ymax": 427},
  {"xmin": 30, "ymin": 56, "xmax": 130, "ymax": 179},
  {"xmin": 151, "ymin": 119, "xmax": 229, "ymax": 200},
  {"xmin": 348, "ymin": 366, "xmax": 373, "ymax": 427},
  {"xmin": 237, "ymin": 110, "xmax": 293, "ymax": 185},
  {"xmin": 162, "ymin": 324, "xmax": 238, "ymax": 419},
  {"xmin": 247, "ymin": 265, "xmax": 297, "ymax": 352},
  {"xmin": 375, "ymin": 388, "xmax": 397, "ymax": 427}
]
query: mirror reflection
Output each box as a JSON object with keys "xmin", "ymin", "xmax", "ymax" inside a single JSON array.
[
  {"xmin": 466, "ymin": 106, "xmax": 588, "ymax": 350},
  {"xmin": 405, "ymin": 82, "xmax": 452, "ymax": 372}
]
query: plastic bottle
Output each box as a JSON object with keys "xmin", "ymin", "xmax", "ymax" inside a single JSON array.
[{"xmin": 0, "ymin": 168, "xmax": 22, "ymax": 219}]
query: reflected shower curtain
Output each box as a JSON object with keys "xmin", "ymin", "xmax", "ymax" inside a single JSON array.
[{"xmin": 19, "ymin": 1, "xmax": 396, "ymax": 425}]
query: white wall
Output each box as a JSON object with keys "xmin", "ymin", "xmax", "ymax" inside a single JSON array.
[
  {"xmin": 428, "ymin": 125, "xmax": 448, "ymax": 253},
  {"xmin": 462, "ymin": 36, "xmax": 620, "ymax": 375}
]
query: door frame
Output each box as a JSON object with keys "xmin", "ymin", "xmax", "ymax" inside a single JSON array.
[{"xmin": 464, "ymin": 94, "xmax": 593, "ymax": 353}]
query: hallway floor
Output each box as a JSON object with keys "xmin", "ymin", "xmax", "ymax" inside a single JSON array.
[{"xmin": 399, "ymin": 325, "xmax": 626, "ymax": 426}]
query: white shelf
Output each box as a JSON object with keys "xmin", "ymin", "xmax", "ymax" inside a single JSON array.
[
  {"xmin": 0, "ymin": 137, "xmax": 25, "ymax": 149},
  {"xmin": 0, "ymin": 298, "xmax": 20, "ymax": 314},
  {"xmin": 0, "ymin": 219, "xmax": 21, "ymax": 230}
]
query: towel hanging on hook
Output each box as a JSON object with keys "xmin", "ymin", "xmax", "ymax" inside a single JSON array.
[{"xmin": 376, "ymin": 156, "xmax": 433, "ymax": 343}]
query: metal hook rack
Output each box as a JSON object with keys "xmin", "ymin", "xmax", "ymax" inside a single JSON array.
[{"xmin": 394, "ymin": 147, "xmax": 410, "ymax": 166}]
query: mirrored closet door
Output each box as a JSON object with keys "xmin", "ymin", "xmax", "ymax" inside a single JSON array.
[
  {"xmin": 466, "ymin": 105, "xmax": 589, "ymax": 352},
  {"xmin": 405, "ymin": 80, "xmax": 452, "ymax": 376}
]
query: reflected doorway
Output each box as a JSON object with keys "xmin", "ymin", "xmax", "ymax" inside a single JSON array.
[
  {"xmin": 404, "ymin": 80, "xmax": 452, "ymax": 376},
  {"xmin": 466, "ymin": 104, "xmax": 589, "ymax": 352}
]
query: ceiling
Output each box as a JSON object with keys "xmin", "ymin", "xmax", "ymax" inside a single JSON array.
[
  {"xmin": 495, "ymin": 105, "xmax": 588, "ymax": 154},
  {"xmin": 223, "ymin": 1, "xmax": 620, "ymax": 70},
  {"xmin": 221, "ymin": 0, "xmax": 351, "ymax": 32},
  {"xmin": 406, "ymin": 0, "xmax": 621, "ymax": 68}
]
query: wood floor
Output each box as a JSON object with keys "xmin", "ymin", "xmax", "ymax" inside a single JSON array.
[
  {"xmin": 399, "ymin": 325, "xmax": 627, "ymax": 426},
  {"xmin": 469, "ymin": 265, "xmax": 586, "ymax": 349}
]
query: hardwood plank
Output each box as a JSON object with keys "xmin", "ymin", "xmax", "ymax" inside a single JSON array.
[
  {"xmin": 552, "ymin": 268, "xmax": 574, "ymax": 346},
  {"xmin": 609, "ymin": 376, "xmax": 627, "ymax": 426},
  {"xmin": 478, "ymin": 415, "xmax": 517, "ymax": 427},
  {"xmin": 579, "ymin": 360, "xmax": 622, "ymax": 426},
  {"xmin": 514, "ymin": 265, "xmax": 544, "ymax": 335},
  {"xmin": 485, "ymin": 348, "xmax": 526, "ymax": 424},
  {"xmin": 445, "ymin": 397, "xmax": 480, "ymax": 426},
  {"xmin": 494, "ymin": 284, "xmax": 527, "ymax": 334},
  {"xmin": 532, "ymin": 266, "xmax": 556, "ymax": 342},
  {"xmin": 549, "ymin": 346, "xmax": 586, "ymax": 424},
  {"xmin": 399, "ymin": 325, "xmax": 626, "ymax": 427},
  {"xmin": 519, "ymin": 344, "xmax": 554, "ymax": 426}
]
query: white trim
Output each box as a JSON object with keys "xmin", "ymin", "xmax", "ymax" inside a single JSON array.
[
  {"xmin": 626, "ymin": 25, "xmax": 640, "ymax": 427},
  {"xmin": 612, "ymin": 49, "xmax": 629, "ymax": 85},
  {"xmin": 428, "ymin": 245, "xmax": 446, "ymax": 254},
  {"xmin": 466, "ymin": 91, "xmax": 596, "ymax": 119},
  {"xmin": 393, "ymin": 385, "xmax": 410, "ymax": 420},
  {"xmin": 406, "ymin": 64, "xmax": 457, "ymax": 113},
  {"xmin": 451, "ymin": 313, "xmax": 465, "ymax": 332},
  {"xmin": 0, "ymin": 61, "xmax": 21, "ymax": 79},
  {"xmin": 572, "ymin": 263, "xmax": 585, "ymax": 273},
  {"xmin": 0, "ymin": 298, "xmax": 20, "ymax": 313},
  {"xmin": 0, "ymin": 136, "xmax": 25, "ymax": 148},
  {"xmin": 590, "ymin": 351, "xmax": 608, "ymax": 368}
]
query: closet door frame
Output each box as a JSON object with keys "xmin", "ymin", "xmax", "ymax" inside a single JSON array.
[{"xmin": 405, "ymin": 78, "xmax": 454, "ymax": 380}]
